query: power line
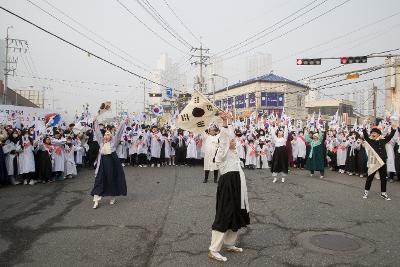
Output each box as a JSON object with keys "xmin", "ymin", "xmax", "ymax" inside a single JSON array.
[
  {"xmin": 215, "ymin": 0, "xmax": 327, "ymax": 57},
  {"xmin": 115, "ymin": 0, "xmax": 189, "ymax": 54},
  {"xmin": 272, "ymin": 11, "xmax": 400, "ymax": 64},
  {"xmin": 26, "ymin": 0, "xmax": 151, "ymax": 74},
  {"xmin": 223, "ymin": 0, "xmax": 352, "ymax": 61},
  {"xmin": 161, "ymin": 0, "xmax": 200, "ymax": 43},
  {"xmin": 0, "ymin": 6, "xmax": 169, "ymax": 87},
  {"xmin": 39, "ymin": 0, "xmax": 152, "ymax": 70},
  {"xmin": 136, "ymin": 0, "xmax": 192, "ymax": 48}
]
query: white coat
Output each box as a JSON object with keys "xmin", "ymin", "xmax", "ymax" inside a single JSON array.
[
  {"xmin": 292, "ymin": 136, "xmax": 307, "ymax": 159},
  {"xmin": 256, "ymin": 144, "xmax": 269, "ymax": 169},
  {"xmin": 186, "ymin": 136, "xmax": 197, "ymax": 159},
  {"xmin": 64, "ymin": 145, "xmax": 77, "ymax": 176},
  {"xmin": 18, "ymin": 141, "xmax": 35, "ymax": 174},
  {"xmin": 3, "ymin": 141, "xmax": 18, "ymax": 176},
  {"xmin": 203, "ymin": 134, "xmax": 219, "ymax": 171},
  {"xmin": 150, "ymin": 133, "xmax": 162, "ymax": 158},
  {"xmin": 51, "ymin": 138, "xmax": 66, "ymax": 172}
]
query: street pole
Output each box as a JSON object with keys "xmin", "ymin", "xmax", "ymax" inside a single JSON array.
[
  {"xmin": 372, "ymin": 84, "xmax": 377, "ymax": 123},
  {"xmin": 211, "ymin": 77, "xmax": 215, "ymax": 103},
  {"xmin": 199, "ymin": 43, "xmax": 203, "ymax": 93},
  {"xmin": 3, "ymin": 26, "xmax": 13, "ymax": 104},
  {"xmin": 143, "ymin": 84, "xmax": 145, "ymax": 112}
]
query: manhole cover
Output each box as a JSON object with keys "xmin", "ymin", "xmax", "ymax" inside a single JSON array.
[
  {"xmin": 296, "ymin": 231, "xmax": 375, "ymax": 255},
  {"xmin": 310, "ymin": 234, "xmax": 360, "ymax": 251}
]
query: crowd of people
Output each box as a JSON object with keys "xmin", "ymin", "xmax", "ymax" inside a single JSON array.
[{"xmin": 0, "ymin": 115, "xmax": 399, "ymax": 199}]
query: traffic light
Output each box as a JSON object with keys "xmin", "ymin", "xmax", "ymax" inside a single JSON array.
[
  {"xmin": 148, "ymin": 93, "xmax": 162, "ymax": 97},
  {"xmin": 340, "ymin": 56, "xmax": 367, "ymax": 64},
  {"xmin": 296, "ymin": 58, "xmax": 321, "ymax": 65}
]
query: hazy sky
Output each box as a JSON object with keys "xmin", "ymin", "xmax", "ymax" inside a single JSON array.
[{"xmin": 1, "ymin": 0, "xmax": 399, "ymax": 117}]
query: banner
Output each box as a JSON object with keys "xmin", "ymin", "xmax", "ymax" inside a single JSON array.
[
  {"xmin": 176, "ymin": 90, "xmax": 222, "ymax": 133},
  {"xmin": 0, "ymin": 105, "xmax": 65, "ymax": 132}
]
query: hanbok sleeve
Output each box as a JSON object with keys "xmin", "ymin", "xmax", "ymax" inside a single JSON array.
[{"xmin": 93, "ymin": 120, "xmax": 103, "ymax": 144}]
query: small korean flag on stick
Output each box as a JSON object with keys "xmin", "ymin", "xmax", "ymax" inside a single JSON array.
[{"xmin": 176, "ymin": 90, "xmax": 223, "ymax": 133}]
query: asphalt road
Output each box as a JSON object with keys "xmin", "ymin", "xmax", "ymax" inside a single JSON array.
[{"xmin": 1, "ymin": 165, "xmax": 400, "ymax": 267}]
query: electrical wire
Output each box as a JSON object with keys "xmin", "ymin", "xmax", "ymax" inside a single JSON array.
[
  {"xmin": 223, "ymin": 0, "xmax": 352, "ymax": 61},
  {"xmin": 137, "ymin": 0, "xmax": 192, "ymax": 48},
  {"xmin": 0, "ymin": 6, "xmax": 169, "ymax": 87},
  {"xmin": 271, "ymin": 11, "xmax": 400, "ymax": 65},
  {"xmin": 39, "ymin": 0, "xmax": 152, "ymax": 70},
  {"xmin": 215, "ymin": 0, "xmax": 328, "ymax": 57},
  {"xmin": 115, "ymin": 0, "xmax": 189, "ymax": 54},
  {"xmin": 26, "ymin": 0, "xmax": 152, "ymax": 74},
  {"xmin": 161, "ymin": 0, "xmax": 200, "ymax": 43}
]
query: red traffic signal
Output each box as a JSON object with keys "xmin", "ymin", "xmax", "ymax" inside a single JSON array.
[
  {"xmin": 340, "ymin": 56, "xmax": 367, "ymax": 64},
  {"xmin": 296, "ymin": 58, "xmax": 321, "ymax": 65}
]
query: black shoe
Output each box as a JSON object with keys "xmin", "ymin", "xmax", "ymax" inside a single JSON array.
[{"xmin": 203, "ymin": 179, "xmax": 208, "ymax": 183}]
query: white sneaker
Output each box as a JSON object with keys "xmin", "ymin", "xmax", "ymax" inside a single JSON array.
[
  {"xmin": 272, "ymin": 177, "xmax": 277, "ymax": 183},
  {"xmin": 281, "ymin": 177, "xmax": 285, "ymax": 183},
  {"xmin": 29, "ymin": 180, "xmax": 35, "ymax": 185},
  {"xmin": 380, "ymin": 193, "xmax": 391, "ymax": 201},
  {"xmin": 157, "ymin": 164, "xmax": 161, "ymax": 167},
  {"xmin": 208, "ymin": 251, "xmax": 227, "ymax": 262},
  {"xmin": 110, "ymin": 199, "xmax": 116, "ymax": 205},
  {"xmin": 310, "ymin": 174, "xmax": 314, "ymax": 177},
  {"xmin": 362, "ymin": 191, "xmax": 368, "ymax": 199},
  {"xmin": 138, "ymin": 165, "xmax": 142, "ymax": 167},
  {"xmin": 360, "ymin": 174, "xmax": 364, "ymax": 178},
  {"xmin": 93, "ymin": 201, "xmax": 99, "ymax": 209},
  {"xmin": 23, "ymin": 180, "xmax": 28, "ymax": 185},
  {"xmin": 320, "ymin": 176, "xmax": 324, "ymax": 179},
  {"xmin": 143, "ymin": 165, "xmax": 147, "ymax": 168},
  {"xmin": 121, "ymin": 163, "xmax": 125, "ymax": 167},
  {"xmin": 151, "ymin": 164, "xmax": 155, "ymax": 167},
  {"xmin": 225, "ymin": 246, "xmax": 243, "ymax": 253}
]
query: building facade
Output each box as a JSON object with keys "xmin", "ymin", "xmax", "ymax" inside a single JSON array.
[
  {"xmin": 385, "ymin": 57, "xmax": 400, "ymax": 115},
  {"xmin": 0, "ymin": 80, "xmax": 39, "ymax": 107},
  {"xmin": 305, "ymin": 99, "xmax": 357, "ymax": 124},
  {"xmin": 214, "ymin": 73, "xmax": 308, "ymax": 120}
]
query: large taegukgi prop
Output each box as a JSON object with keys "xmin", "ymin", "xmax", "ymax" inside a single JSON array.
[{"xmin": 176, "ymin": 90, "xmax": 222, "ymax": 133}]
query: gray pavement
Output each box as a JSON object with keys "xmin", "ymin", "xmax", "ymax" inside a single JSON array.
[{"xmin": 0, "ymin": 166, "xmax": 400, "ymax": 267}]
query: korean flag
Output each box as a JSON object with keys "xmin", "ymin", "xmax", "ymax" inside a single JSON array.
[{"xmin": 176, "ymin": 90, "xmax": 222, "ymax": 133}]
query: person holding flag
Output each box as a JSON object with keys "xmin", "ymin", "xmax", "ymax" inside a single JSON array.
[
  {"xmin": 208, "ymin": 111, "xmax": 250, "ymax": 262},
  {"xmin": 362, "ymin": 121, "xmax": 398, "ymax": 200}
]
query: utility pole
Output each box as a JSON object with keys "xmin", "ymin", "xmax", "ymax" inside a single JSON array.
[
  {"xmin": 372, "ymin": 83, "xmax": 378, "ymax": 123},
  {"xmin": 190, "ymin": 42, "xmax": 210, "ymax": 93},
  {"xmin": 141, "ymin": 81, "xmax": 146, "ymax": 113},
  {"xmin": 3, "ymin": 27, "xmax": 29, "ymax": 105}
]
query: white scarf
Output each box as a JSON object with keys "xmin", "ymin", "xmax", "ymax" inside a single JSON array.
[{"xmin": 101, "ymin": 142, "xmax": 112, "ymax": 155}]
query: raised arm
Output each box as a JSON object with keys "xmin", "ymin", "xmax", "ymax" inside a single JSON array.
[
  {"xmin": 362, "ymin": 128, "xmax": 371, "ymax": 143},
  {"xmin": 384, "ymin": 128, "xmax": 396, "ymax": 144},
  {"xmin": 113, "ymin": 120, "xmax": 127, "ymax": 148},
  {"xmin": 93, "ymin": 119, "xmax": 103, "ymax": 144}
]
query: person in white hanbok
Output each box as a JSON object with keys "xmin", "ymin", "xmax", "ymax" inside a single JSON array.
[
  {"xmin": 18, "ymin": 133, "xmax": 36, "ymax": 185},
  {"xmin": 336, "ymin": 133, "xmax": 348, "ymax": 174},
  {"xmin": 208, "ymin": 112, "xmax": 250, "ymax": 262},
  {"xmin": 128, "ymin": 134, "xmax": 138, "ymax": 167},
  {"xmin": 292, "ymin": 131, "xmax": 307, "ymax": 169},
  {"xmin": 51, "ymin": 131, "xmax": 66, "ymax": 181},
  {"xmin": 256, "ymin": 138, "xmax": 269, "ymax": 169},
  {"xmin": 186, "ymin": 132, "xmax": 197, "ymax": 166},
  {"xmin": 74, "ymin": 136, "xmax": 85, "ymax": 168},
  {"xmin": 245, "ymin": 139, "xmax": 257, "ymax": 169},
  {"xmin": 160, "ymin": 130, "xmax": 171, "ymax": 166},
  {"xmin": 64, "ymin": 139, "xmax": 77, "ymax": 178},
  {"xmin": 136, "ymin": 133, "xmax": 148, "ymax": 167},
  {"xmin": 202, "ymin": 126, "xmax": 220, "ymax": 183},
  {"xmin": 149, "ymin": 126, "xmax": 162, "ymax": 167},
  {"xmin": 3, "ymin": 130, "xmax": 21, "ymax": 185},
  {"xmin": 116, "ymin": 138, "xmax": 128, "ymax": 167}
]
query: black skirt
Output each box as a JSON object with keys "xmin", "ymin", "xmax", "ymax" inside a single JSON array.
[
  {"xmin": 271, "ymin": 146, "xmax": 289, "ymax": 174},
  {"xmin": 212, "ymin": 171, "xmax": 250, "ymax": 232},
  {"xmin": 345, "ymin": 148, "xmax": 359, "ymax": 173},
  {"xmin": 36, "ymin": 150, "xmax": 53, "ymax": 182},
  {"xmin": 91, "ymin": 152, "xmax": 127, "ymax": 197},
  {"xmin": 0, "ymin": 147, "xmax": 9, "ymax": 185}
]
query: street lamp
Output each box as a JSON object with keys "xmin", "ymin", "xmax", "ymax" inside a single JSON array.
[{"xmin": 212, "ymin": 73, "xmax": 229, "ymax": 108}]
